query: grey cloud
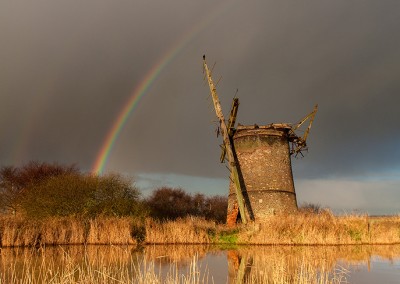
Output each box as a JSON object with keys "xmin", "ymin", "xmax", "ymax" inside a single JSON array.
[{"xmin": 1, "ymin": 1, "xmax": 399, "ymax": 203}]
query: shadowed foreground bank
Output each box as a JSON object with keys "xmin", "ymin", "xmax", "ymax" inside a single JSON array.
[{"xmin": 1, "ymin": 212, "xmax": 400, "ymax": 247}]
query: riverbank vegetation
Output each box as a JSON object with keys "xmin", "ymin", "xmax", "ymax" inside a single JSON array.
[
  {"xmin": 1, "ymin": 162, "xmax": 400, "ymax": 247},
  {"xmin": 0, "ymin": 162, "xmax": 227, "ymax": 222},
  {"xmin": 1, "ymin": 213, "xmax": 400, "ymax": 247},
  {"xmin": 4, "ymin": 244, "xmax": 400, "ymax": 283},
  {"xmin": 1, "ymin": 245, "xmax": 355, "ymax": 284}
]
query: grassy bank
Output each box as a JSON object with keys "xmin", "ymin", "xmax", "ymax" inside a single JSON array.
[{"xmin": 1, "ymin": 212, "xmax": 400, "ymax": 247}]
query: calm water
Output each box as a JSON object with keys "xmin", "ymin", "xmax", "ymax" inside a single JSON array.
[{"xmin": 1, "ymin": 244, "xmax": 400, "ymax": 283}]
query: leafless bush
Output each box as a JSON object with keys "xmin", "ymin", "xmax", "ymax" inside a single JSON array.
[{"xmin": 146, "ymin": 187, "xmax": 227, "ymax": 223}]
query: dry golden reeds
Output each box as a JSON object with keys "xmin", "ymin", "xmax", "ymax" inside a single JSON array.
[
  {"xmin": 0, "ymin": 246, "xmax": 211, "ymax": 284},
  {"xmin": 1, "ymin": 213, "xmax": 400, "ymax": 247},
  {"xmin": 237, "ymin": 212, "xmax": 400, "ymax": 245},
  {"xmin": 144, "ymin": 217, "xmax": 215, "ymax": 244},
  {"xmin": 86, "ymin": 217, "xmax": 136, "ymax": 245},
  {"xmin": 2, "ymin": 244, "xmax": 400, "ymax": 283}
]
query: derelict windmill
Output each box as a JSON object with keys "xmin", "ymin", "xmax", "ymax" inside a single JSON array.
[{"xmin": 202, "ymin": 55, "xmax": 318, "ymax": 226}]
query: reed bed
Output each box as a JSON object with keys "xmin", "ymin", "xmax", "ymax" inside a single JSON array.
[
  {"xmin": 1, "ymin": 213, "xmax": 400, "ymax": 247},
  {"xmin": 0, "ymin": 216, "xmax": 141, "ymax": 247},
  {"xmin": 144, "ymin": 217, "xmax": 214, "ymax": 244},
  {"xmin": 0, "ymin": 255, "xmax": 344, "ymax": 284},
  {"xmin": 86, "ymin": 217, "xmax": 136, "ymax": 245},
  {"xmin": 0, "ymin": 246, "xmax": 362, "ymax": 284},
  {"xmin": 237, "ymin": 212, "xmax": 400, "ymax": 245},
  {"xmin": 2, "ymin": 244, "xmax": 400, "ymax": 283},
  {"xmin": 0, "ymin": 247, "xmax": 210, "ymax": 284},
  {"xmin": 0, "ymin": 216, "xmax": 87, "ymax": 247}
]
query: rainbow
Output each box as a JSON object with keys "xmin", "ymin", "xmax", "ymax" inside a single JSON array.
[{"xmin": 92, "ymin": 2, "xmax": 234, "ymax": 174}]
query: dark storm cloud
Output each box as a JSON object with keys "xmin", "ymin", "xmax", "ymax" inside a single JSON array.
[
  {"xmin": 204, "ymin": 1, "xmax": 400, "ymax": 179},
  {"xmin": 1, "ymin": 0, "xmax": 399, "ymax": 189},
  {"xmin": 0, "ymin": 0, "xmax": 209, "ymax": 168}
]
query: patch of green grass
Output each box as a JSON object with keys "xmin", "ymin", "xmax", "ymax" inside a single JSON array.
[
  {"xmin": 348, "ymin": 229, "xmax": 362, "ymax": 242},
  {"xmin": 216, "ymin": 229, "xmax": 238, "ymax": 244}
]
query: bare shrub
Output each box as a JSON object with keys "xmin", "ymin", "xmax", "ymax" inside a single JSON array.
[
  {"xmin": 145, "ymin": 187, "xmax": 193, "ymax": 220},
  {"xmin": 146, "ymin": 187, "xmax": 227, "ymax": 222}
]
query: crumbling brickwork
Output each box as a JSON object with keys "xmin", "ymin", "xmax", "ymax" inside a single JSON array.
[{"xmin": 227, "ymin": 124, "xmax": 298, "ymax": 223}]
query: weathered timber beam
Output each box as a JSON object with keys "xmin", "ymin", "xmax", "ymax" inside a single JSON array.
[{"xmin": 203, "ymin": 55, "xmax": 247, "ymax": 224}]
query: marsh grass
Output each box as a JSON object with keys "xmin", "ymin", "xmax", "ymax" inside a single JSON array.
[
  {"xmin": 144, "ymin": 217, "xmax": 214, "ymax": 244},
  {"xmin": 0, "ymin": 216, "xmax": 140, "ymax": 247},
  {"xmin": 2, "ymin": 244, "xmax": 400, "ymax": 283},
  {"xmin": 237, "ymin": 212, "xmax": 400, "ymax": 245},
  {"xmin": 0, "ymin": 245, "xmax": 352, "ymax": 284},
  {"xmin": 0, "ymin": 216, "xmax": 87, "ymax": 247},
  {"xmin": 86, "ymin": 217, "xmax": 136, "ymax": 245},
  {"xmin": 1, "ymin": 213, "xmax": 400, "ymax": 247},
  {"xmin": 0, "ymin": 246, "xmax": 211, "ymax": 284}
]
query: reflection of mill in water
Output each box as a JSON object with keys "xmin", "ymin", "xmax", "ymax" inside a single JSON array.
[
  {"xmin": 225, "ymin": 245, "xmax": 388, "ymax": 283},
  {"xmin": 203, "ymin": 56, "xmax": 318, "ymax": 226}
]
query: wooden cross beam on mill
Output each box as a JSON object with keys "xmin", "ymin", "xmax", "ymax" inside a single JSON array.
[{"xmin": 202, "ymin": 55, "xmax": 318, "ymax": 226}]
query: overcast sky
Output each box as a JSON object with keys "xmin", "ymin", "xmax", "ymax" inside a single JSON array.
[{"xmin": 1, "ymin": 0, "xmax": 399, "ymax": 214}]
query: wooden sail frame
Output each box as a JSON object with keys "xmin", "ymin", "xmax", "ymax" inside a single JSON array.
[{"xmin": 203, "ymin": 55, "xmax": 248, "ymax": 224}]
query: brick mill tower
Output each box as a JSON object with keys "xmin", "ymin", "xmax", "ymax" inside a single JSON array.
[{"xmin": 203, "ymin": 56, "xmax": 318, "ymax": 225}]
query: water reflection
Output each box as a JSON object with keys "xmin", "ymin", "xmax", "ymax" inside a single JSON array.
[
  {"xmin": 1, "ymin": 244, "xmax": 400, "ymax": 283},
  {"xmin": 226, "ymin": 245, "xmax": 400, "ymax": 283}
]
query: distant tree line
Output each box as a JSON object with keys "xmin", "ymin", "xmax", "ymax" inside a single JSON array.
[{"xmin": 0, "ymin": 162, "xmax": 227, "ymax": 223}]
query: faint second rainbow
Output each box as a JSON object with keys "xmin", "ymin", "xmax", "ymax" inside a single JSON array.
[{"xmin": 92, "ymin": 2, "xmax": 234, "ymax": 174}]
